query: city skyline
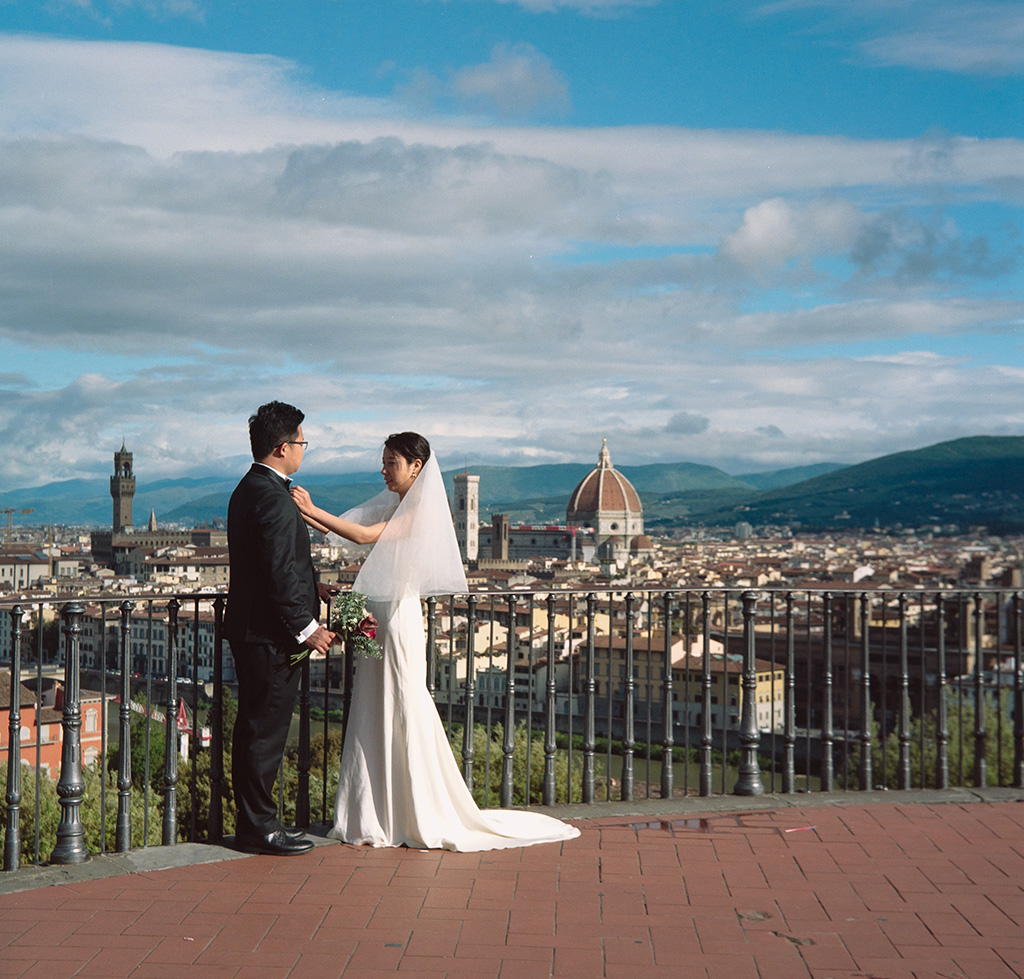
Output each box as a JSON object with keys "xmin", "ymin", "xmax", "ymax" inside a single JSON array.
[{"xmin": 0, "ymin": 0, "xmax": 1021, "ymax": 492}]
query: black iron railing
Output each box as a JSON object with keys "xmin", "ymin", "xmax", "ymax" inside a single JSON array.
[{"xmin": 2, "ymin": 586, "xmax": 1023, "ymax": 875}]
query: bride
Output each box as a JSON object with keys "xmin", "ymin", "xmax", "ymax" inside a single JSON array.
[{"xmin": 290, "ymin": 432, "xmax": 579, "ymax": 851}]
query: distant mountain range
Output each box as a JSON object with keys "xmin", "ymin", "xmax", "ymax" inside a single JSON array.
[
  {"xmin": 2, "ymin": 436, "xmax": 1022, "ymax": 534},
  {"xmin": 692, "ymin": 435, "xmax": 1024, "ymax": 533}
]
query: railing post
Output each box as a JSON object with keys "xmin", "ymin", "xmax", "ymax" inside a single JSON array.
[
  {"xmin": 782, "ymin": 593, "xmax": 796, "ymax": 794},
  {"xmin": 821, "ymin": 592, "xmax": 834, "ymax": 793},
  {"xmin": 734, "ymin": 590, "xmax": 765, "ymax": 797},
  {"xmin": 859, "ymin": 593, "xmax": 873, "ymax": 791},
  {"xmin": 973, "ymin": 593, "xmax": 987, "ymax": 788},
  {"xmin": 463, "ymin": 594, "xmax": 477, "ymax": 787},
  {"xmin": 621, "ymin": 593, "xmax": 635, "ymax": 802},
  {"xmin": 162, "ymin": 599, "xmax": 180, "ymax": 847},
  {"xmin": 208, "ymin": 596, "xmax": 225, "ymax": 841},
  {"xmin": 98, "ymin": 605, "xmax": 110, "ymax": 852},
  {"xmin": 936, "ymin": 594, "xmax": 950, "ymax": 790},
  {"xmin": 426, "ymin": 597, "xmax": 437, "ymax": 698},
  {"xmin": 51, "ymin": 602, "xmax": 89, "ymax": 865},
  {"xmin": 699, "ymin": 591, "xmax": 713, "ymax": 796},
  {"xmin": 543, "ymin": 593, "xmax": 558, "ymax": 806},
  {"xmin": 1013, "ymin": 592, "xmax": 1024, "ymax": 790},
  {"xmin": 319, "ymin": 596, "xmax": 332, "ymax": 825},
  {"xmin": 187, "ymin": 602, "xmax": 200, "ymax": 842},
  {"xmin": 660, "ymin": 592, "xmax": 675, "ymax": 800},
  {"xmin": 501, "ymin": 595, "xmax": 517, "ymax": 808},
  {"xmin": 296, "ymin": 657, "xmax": 311, "ymax": 829},
  {"xmin": 141, "ymin": 604, "xmax": 154, "ymax": 845},
  {"xmin": 31, "ymin": 604, "xmax": 45, "ymax": 866},
  {"xmin": 897, "ymin": 594, "xmax": 912, "ymax": 790},
  {"xmin": 582, "ymin": 593, "xmax": 597, "ymax": 804},
  {"xmin": 115, "ymin": 600, "xmax": 135, "ymax": 852},
  {"xmin": 4, "ymin": 606, "xmax": 24, "ymax": 872}
]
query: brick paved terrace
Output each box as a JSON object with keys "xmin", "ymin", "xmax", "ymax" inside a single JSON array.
[{"xmin": 4, "ymin": 789, "xmax": 1024, "ymax": 979}]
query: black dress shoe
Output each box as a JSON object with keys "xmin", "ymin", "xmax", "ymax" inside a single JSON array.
[{"xmin": 235, "ymin": 829, "xmax": 314, "ymax": 856}]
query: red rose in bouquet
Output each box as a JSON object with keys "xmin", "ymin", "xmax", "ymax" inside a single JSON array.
[{"xmin": 356, "ymin": 616, "xmax": 377, "ymax": 641}]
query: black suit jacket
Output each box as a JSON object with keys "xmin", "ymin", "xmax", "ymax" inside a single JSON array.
[{"xmin": 225, "ymin": 464, "xmax": 320, "ymax": 649}]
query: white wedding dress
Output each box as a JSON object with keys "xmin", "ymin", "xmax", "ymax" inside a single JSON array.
[{"xmin": 327, "ymin": 455, "xmax": 579, "ymax": 852}]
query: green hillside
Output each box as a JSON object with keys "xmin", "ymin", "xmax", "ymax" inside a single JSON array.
[
  {"xmin": 691, "ymin": 436, "xmax": 1024, "ymax": 531},
  {"xmin": 734, "ymin": 462, "xmax": 845, "ymax": 491}
]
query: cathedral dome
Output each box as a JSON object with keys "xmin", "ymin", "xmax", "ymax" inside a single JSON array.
[{"xmin": 566, "ymin": 440, "xmax": 642, "ymax": 530}]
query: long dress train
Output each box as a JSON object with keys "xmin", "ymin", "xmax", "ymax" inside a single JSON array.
[{"xmin": 329, "ymin": 596, "xmax": 580, "ymax": 851}]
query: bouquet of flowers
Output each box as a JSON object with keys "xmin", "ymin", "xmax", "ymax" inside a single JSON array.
[
  {"xmin": 329, "ymin": 590, "xmax": 382, "ymax": 659},
  {"xmin": 291, "ymin": 591, "xmax": 381, "ymax": 666}
]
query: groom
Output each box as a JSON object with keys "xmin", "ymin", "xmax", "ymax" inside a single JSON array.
[{"xmin": 225, "ymin": 401, "xmax": 336, "ymax": 855}]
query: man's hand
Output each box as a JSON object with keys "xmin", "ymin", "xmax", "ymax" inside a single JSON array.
[
  {"xmin": 318, "ymin": 582, "xmax": 341, "ymax": 602},
  {"xmin": 303, "ymin": 625, "xmax": 336, "ymax": 653}
]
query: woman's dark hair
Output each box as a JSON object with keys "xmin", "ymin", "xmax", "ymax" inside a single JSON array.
[
  {"xmin": 249, "ymin": 401, "xmax": 304, "ymax": 460},
  {"xmin": 384, "ymin": 432, "xmax": 431, "ymax": 465}
]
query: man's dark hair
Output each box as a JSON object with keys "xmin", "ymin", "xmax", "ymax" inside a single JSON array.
[{"xmin": 249, "ymin": 401, "xmax": 304, "ymax": 460}]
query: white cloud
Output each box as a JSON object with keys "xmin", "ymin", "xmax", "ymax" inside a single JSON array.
[
  {"xmin": 0, "ymin": 34, "xmax": 395, "ymax": 156},
  {"xmin": 666, "ymin": 412, "xmax": 710, "ymax": 435},
  {"xmin": 449, "ymin": 43, "xmax": 571, "ymax": 120},
  {"xmin": 858, "ymin": 4, "xmax": 1024, "ymax": 75},
  {"xmin": 719, "ymin": 197, "xmax": 864, "ymax": 275},
  {"xmin": 701, "ymin": 298, "xmax": 1024, "ymax": 350},
  {"xmin": 0, "ymin": 33, "xmax": 1020, "ymax": 489},
  {"xmin": 719, "ymin": 195, "xmax": 1021, "ymax": 285},
  {"xmin": 756, "ymin": 0, "xmax": 1024, "ymax": 76}
]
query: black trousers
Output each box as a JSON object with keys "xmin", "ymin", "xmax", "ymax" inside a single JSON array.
[{"xmin": 230, "ymin": 640, "xmax": 302, "ymax": 839}]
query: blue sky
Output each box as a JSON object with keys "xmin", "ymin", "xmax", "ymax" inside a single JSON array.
[{"xmin": 0, "ymin": 0, "xmax": 1021, "ymax": 492}]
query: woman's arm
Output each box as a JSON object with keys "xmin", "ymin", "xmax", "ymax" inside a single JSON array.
[
  {"xmin": 298, "ymin": 510, "xmax": 333, "ymax": 535},
  {"xmin": 290, "ymin": 485, "xmax": 386, "ymax": 545}
]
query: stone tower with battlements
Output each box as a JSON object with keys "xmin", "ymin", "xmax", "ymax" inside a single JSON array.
[{"xmin": 110, "ymin": 442, "xmax": 136, "ymax": 532}]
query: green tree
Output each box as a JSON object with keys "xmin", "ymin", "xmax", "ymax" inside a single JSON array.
[
  {"xmin": 79, "ymin": 762, "xmax": 162, "ymax": 853},
  {"xmin": 106, "ymin": 710, "xmax": 167, "ymax": 792},
  {"xmin": 449, "ymin": 723, "xmax": 587, "ymax": 807},
  {"xmin": 293, "ymin": 728, "xmax": 345, "ymax": 825},
  {"xmin": 1, "ymin": 756, "xmax": 166, "ymax": 862},
  {"xmin": 0, "ymin": 763, "xmax": 61, "ymax": 863},
  {"xmin": 844, "ymin": 692, "xmax": 1020, "ymax": 790}
]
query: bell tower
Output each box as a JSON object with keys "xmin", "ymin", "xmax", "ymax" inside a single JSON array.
[
  {"xmin": 453, "ymin": 472, "xmax": 479, "ymax": 562},
  {"xmin": 110, "ymin": 441, "xmax": 136, "ymax": 532}
]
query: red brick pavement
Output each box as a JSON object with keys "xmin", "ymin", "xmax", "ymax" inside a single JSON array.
[{"xmin": 3, "ymin": 801, "xmax": 1024, "ymax": 978}]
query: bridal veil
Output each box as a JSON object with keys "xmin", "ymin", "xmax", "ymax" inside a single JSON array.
[{"xmin": 338, "ymin": 453, "xmax": 467, "ymax": 603}]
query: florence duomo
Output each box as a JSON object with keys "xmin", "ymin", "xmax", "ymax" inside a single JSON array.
[{"xmin": 454, "ymin": 440, "xmax": 652, "ymax": 569}]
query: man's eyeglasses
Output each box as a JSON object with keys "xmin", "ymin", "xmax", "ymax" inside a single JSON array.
[{"xmin": 278, "ymin": 440, "xmax": 309, "ymax": 450}]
